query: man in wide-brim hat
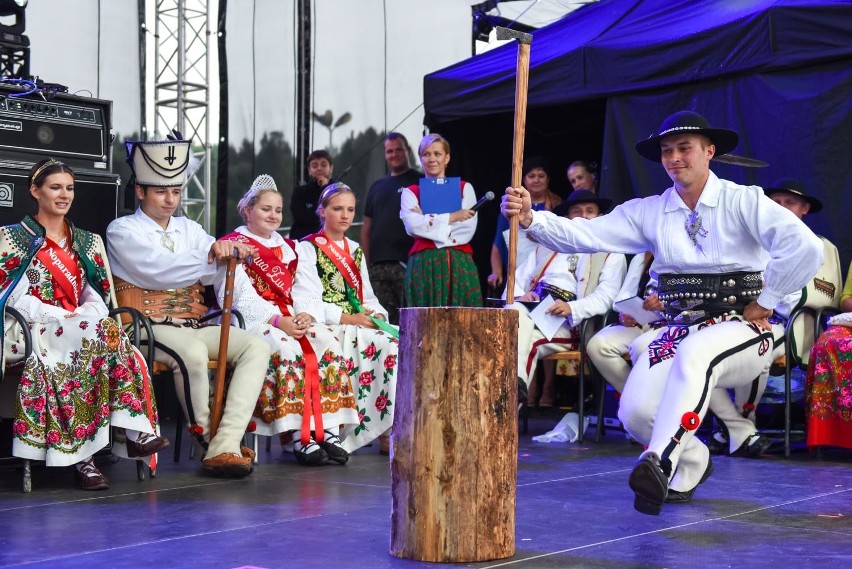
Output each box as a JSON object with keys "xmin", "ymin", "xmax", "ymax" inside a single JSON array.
[{"xmin": 502, "ymin": 110, "xmax": 824, "ymax": 515}]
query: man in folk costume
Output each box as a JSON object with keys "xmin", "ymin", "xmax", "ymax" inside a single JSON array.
[
  {"xmin": 706, "ymin": 178, "xmax": 842, "ymax": 456},
  {"xmin": 106, "ymin": 136, "xmax": 270, "ymax": 478},
  {"xmin": 502, "ymin": 111, "xmax": 823, "ymax": 515},
  {"xmin": 512, "ymin": 190, "xmax": 627, "ymax": 405}
]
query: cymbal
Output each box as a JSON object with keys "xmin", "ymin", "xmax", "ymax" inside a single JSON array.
[{"xmin": 712, "ymin": 153, "xmax": 769, "ymax": 168}]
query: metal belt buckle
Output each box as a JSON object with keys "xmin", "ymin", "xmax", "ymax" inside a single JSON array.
[{"xmin": 672, "ymin": 309, "xmax": 707, "ymax": 326}]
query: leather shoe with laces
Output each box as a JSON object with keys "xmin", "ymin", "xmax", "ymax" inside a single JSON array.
[
  {"xmin": 126, "ymin": 433, "xmax": 171, "ymax": 458},
  {"xmin": 628, "ymin": 454, "xmax": 669, "ymax": 516},
  {"xmin": 318, "ymin": 430, "xmax": 349, "ymax": 465},
  {"xmin": 75, "ymin": 459, "xmax": 110, "ymax": 491},
  {"xmin": 731, "ymin": 433, "xmax": 771, "ymax": 458},
  {"xmin": 202, "ymin": 452, "xmax": 253, "ymax": 478},
  {"xmin": 666, "ymin": 457, "xmax": 714, "ymax": 504}
]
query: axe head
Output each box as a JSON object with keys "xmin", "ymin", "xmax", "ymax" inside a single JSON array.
[{"xmin": 495, "ymin": 26, "xmax": 533, "ymax": 45}]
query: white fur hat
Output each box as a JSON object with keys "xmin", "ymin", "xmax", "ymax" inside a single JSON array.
[{"xmin": 125, "ymin": 139, "xmax": 191, "ymax": 187}]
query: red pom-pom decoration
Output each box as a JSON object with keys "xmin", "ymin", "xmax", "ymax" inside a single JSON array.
[
  {"xmin": 188, "ymin": 424, "xmax": 204, "ymax": 436},
  {"xmin": 742, "ymin": 402, "xmax": 756, "ymax": 412},
  {"xmin": 246, "ymin": 420, "xmax": 257, "ymax": 433},
  {"xmin": 680, "ymin": 411, "xmax": 701, "ymax": 431}
]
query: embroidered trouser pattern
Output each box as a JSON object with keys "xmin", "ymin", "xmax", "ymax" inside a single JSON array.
[{"xmin": 618, "ymin": 318, "xmax": 782, "ymax": 492}]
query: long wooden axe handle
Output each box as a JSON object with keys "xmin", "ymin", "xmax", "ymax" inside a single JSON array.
[
  {"xmin": 497, "ymin": 27, "xmax": 533, "ymax": 303},
  {"xmin": 210, "ymin": 254, "xmax": 238, "ymax": 439}
]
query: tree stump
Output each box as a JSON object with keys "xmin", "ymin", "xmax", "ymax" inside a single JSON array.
[{"xmin": 390, "ymin": 307, "xmax": 518, "ymax": 562}]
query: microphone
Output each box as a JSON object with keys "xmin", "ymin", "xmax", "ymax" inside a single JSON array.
[{"xmin": 470, "ymin": 191, "xmax": 496, "ymax": 212}]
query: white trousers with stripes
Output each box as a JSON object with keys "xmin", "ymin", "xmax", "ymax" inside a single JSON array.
[{"xmin": 618, "ymin": 316, "xmax": 782, "ymax": 492}]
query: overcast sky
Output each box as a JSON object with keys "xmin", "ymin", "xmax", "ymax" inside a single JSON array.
[{"xmin": 23, "ymin": 0, "xmax": 476, "ymax": 152}]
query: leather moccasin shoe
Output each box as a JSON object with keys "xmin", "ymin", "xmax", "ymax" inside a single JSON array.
[
  {"xmin": 732, "ymin": 433, "xmax": 772, "ymax": 458},
  {"xmin": 666, "ymin": 456, "xmax": 714, "ymax": 504},
  {"xmin": 628, "ymin": 455, "xmax": 669, "ymax": 515},
  {"xmin": 202, "ymin": 452, "xmax": 253, "ymax": 478},
  {"xmin": 126, "ymin": 434, "xmax": 171, "ymax": 458},
  {"xmin": 240, "ymin": 446, "xmax": 256, "ymax": 461}
]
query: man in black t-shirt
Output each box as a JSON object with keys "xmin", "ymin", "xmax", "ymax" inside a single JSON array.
[
  {"xmin": 361, "ymin": 133, "xmax": 421, "ymax": 324},
  {"xmin": 289, "ymin": 149, "xmax": 333, "ymax": 240}
]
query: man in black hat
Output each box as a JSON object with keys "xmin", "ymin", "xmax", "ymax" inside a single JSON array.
[
  {"xmin": 707, "ymin": 178, "xmax": 842, "ymax": 456},
  {"xmin": 511, "ymin": 190, "xmax": 626, "ymax": 405},
  {"xmin": 502, "ymin": 110, "xmax": 823, "ymax": 515}
]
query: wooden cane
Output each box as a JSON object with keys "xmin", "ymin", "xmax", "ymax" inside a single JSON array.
[
  {"xmin": 209, "ymin": 254, "xmax": 238, "ymax": 439},
  {"xmin": 496, "ymin": 27, "xmax": 533, "ymax": 303}
]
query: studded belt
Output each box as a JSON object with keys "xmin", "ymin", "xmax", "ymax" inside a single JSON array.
[
  {"xmin": 657, "ymin": 271, "xmax": 763, "ymax": 325},
  {"xmin": 533, "ymin": 281, "xmax": 577, "ymax": 303}
]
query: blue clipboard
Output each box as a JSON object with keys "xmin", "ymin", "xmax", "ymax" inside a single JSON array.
[{"xmin": 419, "ymin": 177, "xmax": 462, "ymax": 215}]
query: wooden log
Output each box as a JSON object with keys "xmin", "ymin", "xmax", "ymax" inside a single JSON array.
[{"xmin": 391, "ymin": 307, "xmax": 519, "ymax": 562}]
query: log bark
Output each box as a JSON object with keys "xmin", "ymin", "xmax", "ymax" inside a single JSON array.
[{"xmin": 390, "ymin": 307, "xmax": 518, "ymax": 562}]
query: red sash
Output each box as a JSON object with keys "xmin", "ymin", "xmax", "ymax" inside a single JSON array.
[
  {"xmin": 222, "ymin": 231, "xmax": 324, "ymax": 444},
  {"xmin": 36, "ymin": 239, "xmax": 82, "ymax": 311},
  {"xmin": 304, "ymin": 232, "xmax": 363, "ymax": 302},
  {"xmin": 406, "ymin": 182, "xmax": 473, "ymax": 256}
]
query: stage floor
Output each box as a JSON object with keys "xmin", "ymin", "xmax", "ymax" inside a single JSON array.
[{"xmin": 1, "ymin": 414, "xmax": 850, "ymax": 568}]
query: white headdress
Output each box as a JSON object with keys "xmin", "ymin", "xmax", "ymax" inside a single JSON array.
[
  {"xmin": 249, "ymin": 174, "xmax": 277, "ymax": 193},
  {"xmin": 125, "ymin": 138, "xmax": 191, "ymax": 187}
]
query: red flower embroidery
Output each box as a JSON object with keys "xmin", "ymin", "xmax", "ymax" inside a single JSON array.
[
  {"xmin": 100, "ymin": 280, "xmax": 110, "ymax": 292},
  {"xmin": 93, "ymin": 254, "xmax": 105, "ymax": 267},
  {"xmin": 119, "ymin": 392, "xmax": 133, "ymax": 405},
  {"xmin": 13, "ymin": 420, "xmax": 27, "ymax": 435},
  {"xmin": 130, "ymin": 399, "xmax": 143, "ymax": 412},
  {"xmin": 46, "ymin": 430, "xmax": 61, "ymax": 445},
  {"xmin": 74, "ymin": 425, "xmax": 88, "ymax": 439},
  {"xmin": 86, "ymin": 423, "xmax": 97, "ymax": 436},
  {"xmin": 375, "ymin": 394, "xmax": 388, "ymax": 412},
  {"xmin": 384, "ymin": 354, "xmax": 396, "ymax": 369},
  {"xmin": 359, "ymin": 371, "xmax": 373, "ymax": 386},
  {"xmin": 364, "ymin": 344, "xmax": 377, "ymax": 358},
  {"xmin": 4, "ymin": 256, "xmax": 20, "ymax": 270}
]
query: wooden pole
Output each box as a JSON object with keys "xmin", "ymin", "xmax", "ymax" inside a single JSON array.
[
  {"xmin": 209, "ymin": 255, "xmax": 237, "ymax": 438},
  {"xmin": 501, "ymin": 29, "xmax": 532, "ymax": 303},
  {"xmin": 391, "ymin": 307, "xmax": 519, "ymax": 562}
]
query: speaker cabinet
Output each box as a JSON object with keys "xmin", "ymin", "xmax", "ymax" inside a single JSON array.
[{"xmin": 0, "ymin": 159, "xmax": 119, "ymax": 238}]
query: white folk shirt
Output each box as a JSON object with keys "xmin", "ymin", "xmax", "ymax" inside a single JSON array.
[
  {"xmin": 524, "ymin": 172, "xmax": 823, "ymax": 319},
  {"xmin": 400, "ymin": 181, "xmax": 477, "ymax": 247},
  {"xmin": 106, "ymin": 208, "xmax": 218, "ymax": 289},
  {"xmin": 220, "ymin": 226, "xmax": 325, "ymax": 333},
  {"xmin": 294, "ymin": 237, "xmax": 389, "ymax": 326}
]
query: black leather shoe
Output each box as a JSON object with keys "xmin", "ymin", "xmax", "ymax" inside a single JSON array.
[
  {"xmin": 666, "ymin": 456, "xmax": 714, "ymax": 504},
  {"xmin": 294, "ymin": 439, "xmax": 329, "ymax": 466},
  {"xmin": 628, "ymin": 455, "xmax": 669, "ymax": 515},
  {"xmin": 731, "ymin": 433, "xmax": 771, "ymax": 458},
  {"xmin": 126, "ymin": 434, "xmax": 171, "ymax": 458},
  {"xmin": 318, "ymin": 430, "xmax": 349, "ymax": 465},
  {"xmin": 706, "ymin": 431, "xmax": 729, "ymax": 455}
]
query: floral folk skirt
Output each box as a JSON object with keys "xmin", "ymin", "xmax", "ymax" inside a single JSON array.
[{"xmin": 805, "ymin": 324, "xmax": 852, "ymax": 449}]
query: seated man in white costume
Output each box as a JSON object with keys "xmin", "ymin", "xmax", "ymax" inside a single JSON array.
[
  {"xmin": 513, "ymin": 190, "xmax": 626, "ymax": 405},
  {"xmin": 107, "ymin": 136, "xmax": 270, "ymax": 479}
]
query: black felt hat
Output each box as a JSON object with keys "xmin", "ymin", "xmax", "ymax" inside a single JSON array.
[
  {"xmin": 552, "ymin": 189, "xmax": 612, "ymax": 217},
  {"xmin": 763, "ymin": 178, "xmax": 822, "ymax": 214},
  {"xmin": 635, "ymin": 111, "xmax": 739, "ymax": 162}
]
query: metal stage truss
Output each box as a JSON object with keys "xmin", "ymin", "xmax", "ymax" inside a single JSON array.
[{"xmin": 150, "ymin": 0, "xmax": 212, "ymax": 231}]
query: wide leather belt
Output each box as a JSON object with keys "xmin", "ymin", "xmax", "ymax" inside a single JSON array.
[
  {"xmin": 657, "ymin": 271, "xmax": 763, "ymax": 325},
  {"xmin": 113, "ymin": 275, "xmax": 207, "ymax": 323},
  {"xmin": 533, "ymin": 281, "xmax": 577, "ymax": 303}
]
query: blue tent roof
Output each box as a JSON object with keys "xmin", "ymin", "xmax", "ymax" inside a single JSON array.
[{"xmin": 424, "ymin": 0, "xmax": 852, "ymax": 124}]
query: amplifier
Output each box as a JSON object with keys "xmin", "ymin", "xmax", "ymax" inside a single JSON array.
[
  {"xmin": 0, "ymin": 85, "xmax": 112, "ymax": 171},
  {"xmin": 0, "ymin": 159, "xmax": 120, "ymax": 239}
]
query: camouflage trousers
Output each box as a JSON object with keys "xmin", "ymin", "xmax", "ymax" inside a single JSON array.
[{"xmin": 368, "ymin": 261, "xmax": 407, "ymax": 325}]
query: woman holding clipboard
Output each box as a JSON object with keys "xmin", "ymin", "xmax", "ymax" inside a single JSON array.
[{"xmin": 400, "ymin": 133, "xmax": 482, "ymax": 307}]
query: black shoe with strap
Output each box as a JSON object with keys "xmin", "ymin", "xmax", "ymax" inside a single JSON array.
[
  {"xmin": 318, "ymin": 430, "xmax": 349, "ymax": 465},
  {"xmin": 731, "ymin": 433, "xmax": 772, "ymax": 458},
  {"xmin": 629, "ymin": 454, "xmax": 669, "ymax": 516},
  {"xmin": 666, "ymin": 456, "xmax": 714, "ymax": 504}
]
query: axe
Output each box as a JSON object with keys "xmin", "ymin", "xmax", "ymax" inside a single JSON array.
[{"xmin": 496, "ymin": 26, "xmax": 533, "ymax": 304}]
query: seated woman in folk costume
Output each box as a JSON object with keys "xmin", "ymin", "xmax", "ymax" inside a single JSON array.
[
  {"xmin": 220, "ymin": 175, "xmax": 358, "ymax": 466},
  {"xmin": 0, "ymin": 159, "xmax": 167, "ymax": 490},
  {"xmin": 295, "ymin": 182, "xmax": 399, "ymax": 454}
]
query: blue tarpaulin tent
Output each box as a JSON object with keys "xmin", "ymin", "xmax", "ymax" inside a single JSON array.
[{"xmin": 423, "ymin": 0, "xmax": 852, "ymax": 283}]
